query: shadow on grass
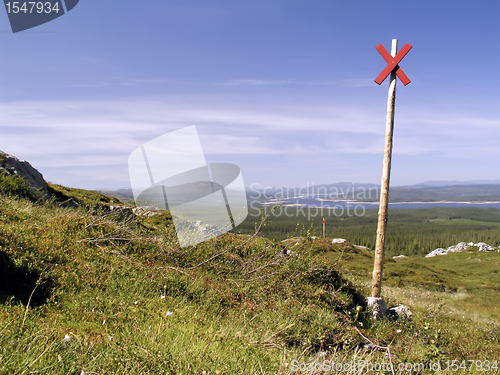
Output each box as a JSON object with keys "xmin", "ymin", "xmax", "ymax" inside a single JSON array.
[{"xmin": 0, "ymin": 252, "xmax": 53, "ymax": 307}]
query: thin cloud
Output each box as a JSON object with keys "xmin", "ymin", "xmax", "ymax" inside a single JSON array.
[
  {"xmin": 69, "ymin": 83, "xmax": 110, "ymax": 88},
  {"xmin": 215, "ymin": 79, "xmax": 290, "ymax": 86},
  {"xmin": 1, "ymin": 98, "xmax": 499, "ymax": 172},
  {"xmin": 68, "ymin": 77, "xmax": 171, "ymax": 88}
]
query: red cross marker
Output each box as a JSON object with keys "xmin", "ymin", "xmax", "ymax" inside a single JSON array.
[
  {"xmin": 374, "ymin": 43, "xmax": 412, "ymax": 86},
  {"xmin": 322, "ymin": 218, "xmax": 326, "ymax": 224},
  {"xmin": 370, "ymin": 39, "xmax": 413, "ymax": 308}
]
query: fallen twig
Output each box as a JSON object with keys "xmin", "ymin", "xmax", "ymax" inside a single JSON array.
[
  {"xmin": 354, "ymin": 327, "xmax": 395, "ymax": 375},
  {"xmin": 398, "ymin": 332, "xmax": 418, "ymax": 375}
]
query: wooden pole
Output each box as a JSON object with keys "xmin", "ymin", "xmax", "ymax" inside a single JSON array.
[
  {"xmin": 323, "ymin": 218, "xmax": 326, "ymax": 238},
  {"xmin": 371, "ymin": 39, "xmax": 398, "ymax": 299}
]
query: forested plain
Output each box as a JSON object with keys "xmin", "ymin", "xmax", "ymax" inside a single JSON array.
[{"xmin": 233, "ymin": 205, "xmax": 500, "ymax": 256}]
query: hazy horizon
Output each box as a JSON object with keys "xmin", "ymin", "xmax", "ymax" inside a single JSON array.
[{"xmin": 93, "ymin": 179, "xmax": 500, "ymax": 193}]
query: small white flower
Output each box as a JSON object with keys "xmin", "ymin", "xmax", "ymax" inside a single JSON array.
[
  {"xmin": 64, "ymin": 334, "xmax": 71, "ymax": 343},
  {"xmin": 396, "ymin": 329, "xmax": 402, "ymax": 333},
  {"xmin": 108, "ymin": 336, "xmax": 114, "ymax": 341},
  {"xmin": 81, "ymin": 371, "xmax": 87, "ymax": 375},
  {"xmin": 102, "ymin": 320, "xmax": 106, "ymax": 325},
  {"xmin": 134, "ymin": 301, "xmax": 138, "ymax": 305},
  {"xmin": 166, "ymin": 311, "xmax": 173, "ymax": 317},
  {"xmin": 160, "ymin": 295, "xmax": 165, "ymax": 299}
]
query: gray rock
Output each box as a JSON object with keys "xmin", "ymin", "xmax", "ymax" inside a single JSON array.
[
  {"xmin": 425, "ymin": 248, "xmax": 447, "ymax": 258},
  {"xmin": 452, "ymin": 242, "xmax": 469, "ymax": 251},
  {"xmin": 477, "ymin": 242, "xmax": 496, "ymax": 252},
  {"xmin": 367, "ymin": 298, "xmax": 412, "ymax": 322},
  {"xmin": 387, "ymin": 304, "xmax": 412, "ymax": 321},
  {"xmin": 0, "ymin": 150, "xmax": 50, "ymax": 200}
]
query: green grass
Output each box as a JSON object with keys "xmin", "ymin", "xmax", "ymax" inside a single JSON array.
[{"xmin": 0, "ymin": 174, "xmax": 500, "ymax": 374}]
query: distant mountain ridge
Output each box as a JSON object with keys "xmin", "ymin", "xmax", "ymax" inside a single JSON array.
[
  {"xmin": 100, "ymin": 180, "xmax": 500, "ymax": 204},
  {"xmin": 402, "ymin": 180, "xmax": 500, "ymax": 188}
]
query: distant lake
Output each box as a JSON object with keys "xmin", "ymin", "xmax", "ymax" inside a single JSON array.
[{"xmin": 263, "ymin": 197, "xmax": 500, "ymax": 210}]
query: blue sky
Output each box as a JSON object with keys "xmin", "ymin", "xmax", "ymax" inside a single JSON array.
[{"xmin": 1, "ymin": 0, "xmax": 500, "ymax": 190}]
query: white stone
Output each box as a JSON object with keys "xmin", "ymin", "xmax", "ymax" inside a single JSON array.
[
  {"xmin": 425, "ymin": 248, "xmax": 447, "ymax": 257},
  {"xmin": 477, "ymin": 242, "xmax": 496, "ymax": 252},
  {"xmin": 332, "ymin": 238, "xmax": 347, "ymax": 244}
]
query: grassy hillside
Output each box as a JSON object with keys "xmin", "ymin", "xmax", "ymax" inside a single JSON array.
[{"xmin": 0, "ymin": 172, "xmax": 499, "ymax": 374}]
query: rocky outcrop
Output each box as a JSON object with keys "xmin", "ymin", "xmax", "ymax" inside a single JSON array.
[
  {"xmin": 0, "ymin": 150, "xmax": 50, "ymax": 200},
  {"xmin": 426, "ymin": 241, "xmax": 499, "ymax": 258}
]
